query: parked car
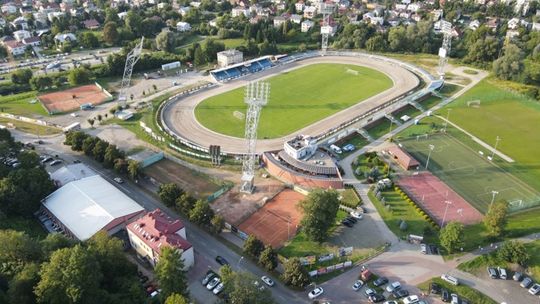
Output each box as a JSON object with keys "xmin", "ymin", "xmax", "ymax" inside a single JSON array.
[
  {"xmin": 428, "ymin": 244, "xmax": 439, "ymax": 255},
  {"xmin": 383, "ymin": 301, "xmax": 398, "ymax": 304},
  {"xmin": 345, "ymin": 216, "xmax": 357, "ymax": 223},
  {"xmin": 50, "ymin": 160, "xmax": 62, "ymax": 166},
  {"xmin": 430, "ymin": 282, "xmax": 442, "ymax": 294},
  {"xmin": 520, "ymin": 277, "xmax": 533, "ymax": 288},
  {"xmin": 528, "ymin": 283, "xmax": 540, "ymax": 295},
  {"xmin": 402, "ymin": 295, "xmax": 419, "ymax": 304},
  {"xmin": 215, "ymin": 256, "xmax": 229, "ymax": 266},
  {"xmin": 114, "ymin": 177, "xmax": 124, "ymax": 184},
  {"xmin": 392, "ymin": 289, "xmax": 409, "ymax": 298},
  {"xmin": 207, "ymin": 277, "xmax": 221, "ymax": 290},
  {"xmin": 368, "ymin": 294, "xmax": 385, "ymax": 303},
  {"xmin": 365, "ymin": 288, "xmax": 376, "ymax": 297},
  {"xmin": 513, "ymin": 271, "xmax": 523, "ymax": 281},
  {"xmin": 487, "ymin": 267, "xmax": 499, "ymax": 279},
  {"xmin": 386, "ymin": 281, "xmax": 401, "ymax": 293},
  {"xmin": 373, "ymin": 277, "xmax": 388, "ymax": 287},
  {"xmin": 201, "ymin": 271, "xmax": 216, "ymax": 285},
  {"xmin": 308, "ymin": 287, "xmax": 324, "ymax": 299},
  {"xmin": 440, "ymin": 274, "xmax": 459, "ymax": 286},
  {"xmin": 342, "ymin": 219, "xmax": 354, "ymax": 227},
  {"xmin": 441, "ymin": 289, "xmax": 451, "ymax": 302},
  {"xmin": 498, "ymin": 267, "xmax": 507, "ymax": 280},
  {"xmin": 350, "ymin": 211, "xmax": 363, "ymax": 219},
  {"xmin": 261, "ymin": 276, "xmax": 274, "ymax": 287},
  {"xmin": 213, "ymin": 282, "xmax": 224, "ymax": 295},
  {"xmin": 420, "ymin": 243, "xmax": 427, "ymax": 254},
  {"xmin": 450, "ymin": 293, "xmax": 459, "ymax": 304},
  {"xmin": 41, "ymin": 157, "xmax": 53, "ymax": 164},
  {"xmin": 352, "ymin": 280, "xmax": 364, "ymax": 291}
]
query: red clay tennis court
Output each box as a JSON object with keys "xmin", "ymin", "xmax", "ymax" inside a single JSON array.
[
  {"xmin": 38, "ymin": 84, "xmax": 113, "ymax": 114},
  {"xmin": 397, "ymin": 172, "xmax": 483, "ymax": 226},
  {"xmin": 238, "ymin": 189, "xmax": 305, "ymax": 248}
]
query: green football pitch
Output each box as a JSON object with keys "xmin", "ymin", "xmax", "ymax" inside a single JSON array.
[
  {"xmin": 398, "ymin": 132, "xmax": 540, "ymax": 214},
  {"xmin": 195, "ymin": 63, "xmax": 393, "ymax": 138}
]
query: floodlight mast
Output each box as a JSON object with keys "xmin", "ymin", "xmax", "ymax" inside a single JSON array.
[
  {"xmin": 437, "ymin": 19, "xmax": 452, "ymax": 79},
  {"xmin": 320, "ymin": 3, "xmax": 334, "ymax": 55},
  {"xmin": 240, "ymin": 81, "xmax": 270, "ymax": 193},
  {"xmin": 118, "ymin": 37, "xmax": 144, "ymax": 107}
]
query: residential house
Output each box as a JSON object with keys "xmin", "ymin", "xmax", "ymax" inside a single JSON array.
[
  {"xmin": 407, "ymin": 2, "xmax": 422, "ymax": 12},
  {"xmin": 179, "ymin": 6, "xmax": 191, "ymax": 16},
  {"xmin": 11, "ymin": 17, "xmax": 29, "ymax": 30},
  {"xmin": 127, "ymin": 209, "xmax": 194, "ymax": 269},
  {"xmin": 83, "ymin": 19, "xmax": 100, "ymax": 30},
  {"xmin": 290, "ymin": 14, "xmax": 302, "ymax": 24},
  {"xmin": 1, "ymin": 3, "xmax": 17, "ymax": 14},
  {"xmin": 486, "ymin": 18, "xmax": 499, "ymax": 31},
  {"xmin": 0, "ymin": 18, "xmax": 6, "ymax": 27},
  {"xmin": 176, "ymin": 21, "xmax": 191, "ymax": 32},
  {"xmin": 3, "ymin": 40, "xmax": 26, "ymax": 56},
  {"xmin": 532, "ymin": 22, "xmax": 540, "ymax": 31},
  {"xmin": 273, "ymin": 16, "xmax": 287, "ymax": 28},
  {"xmin": 468, "ymin": 19, "xmax": 480, "ymax": 31},
  {"xmin": 118, "ymin": 11, "xmax": 128, "ymax": 19},
  {"xmin": 13, "ymin": 30, "xmax": 31, "ymax": 42},
  {"xmin": 48, "ymin": 11, "xmax": 65, "ymax": 22},
  {"xmin": 54, "ymin": 33, "xmax": 77, "ymax": 43},
  {"xmin": 22, "ymin": 36, "xmax": 41, "ymax": 47},
  {"xmin": 303, "ymin": 6, "xmax": 317, "ymax": 19},
  {"xmin": 301, "ymin": 19, "xmax": 314, "ymax": 32},
  {"xmin": 295, "ymin": 1, "xmax": 305, "ymax": 12},
  {"xmin": 232, "ymin": 6, "xmax": 250, "ymax": 17}
]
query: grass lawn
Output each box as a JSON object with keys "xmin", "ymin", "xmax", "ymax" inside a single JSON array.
[
  {"xmin": 439, "ymin": 83, "xmax": 463, "ymax": 97},
  {"xmin": 352, "ymin": 152, "xmax": 388, "ymax": 180},
  {"xmin": 0, "ymin": 216, "xmax": 47, "ymax": 239},
  {"xmin": 457, "ymin": 251, "xmax": 507, "ymax": 275},
  {"xmin": 442, "ymin": 78, "xmax": 540, "ymax": 192},
  {"xmin": 393, "ymin": 104, "xmax": 422, "ymax": 120},
  {"xmin": 0, "ymin": 91, "xmax": 48, "ymax": 116},
  {"xmin": 195, "ymin": 63, "xmax": 393, "ymax": 138},
  {"xmin": 339, "ymin": 188, "xmax": 362, "ymax": 208},
  {"xmin": 0, "ymin": 118, "xmax": 61, "ymax": 135},
  {"xmin": 420, "ymin": 95, "xmax": 443, "ymax": 110},
  {"xmin": 525, "ymin": 240, "xmax": 540, "ymax": 281},
  {"xmin": 368, "ymin": 189, "xmax": 430, "ymax": 238},
  {"xmin": 365, "ymin": 118, "xmax": 393, "ymax": 139},
  {"xmin": 418, "ymin": 277, "xmax": 497, "ymax": 304}
]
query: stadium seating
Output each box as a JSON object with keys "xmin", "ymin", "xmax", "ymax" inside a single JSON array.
[{"xmin": 210, "ymin": 57, "xmax": 274, "ymax": 82}]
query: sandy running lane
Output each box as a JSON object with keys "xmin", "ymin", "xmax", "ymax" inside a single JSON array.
[{"xmin": 163, "ymin": 55, "xmax": 419, "ymax": 154}]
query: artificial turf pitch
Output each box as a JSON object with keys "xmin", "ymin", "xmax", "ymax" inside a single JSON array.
[{"xmin": 195, "ymin": 63, "xmax": 393, "ymax": 139}]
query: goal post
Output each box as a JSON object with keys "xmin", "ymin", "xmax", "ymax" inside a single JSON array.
[{"xmin": 467, "ymin": 100, "xmax": 481, "ymax": 107}]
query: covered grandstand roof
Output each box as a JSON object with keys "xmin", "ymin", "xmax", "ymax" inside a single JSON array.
[
  {"xmin": 42, "ymin": 175, "xmax": 144, "ymax": 240},
  {"xmin": 278, "ymin": 150, "xmax": 339, "ymax": 175}
]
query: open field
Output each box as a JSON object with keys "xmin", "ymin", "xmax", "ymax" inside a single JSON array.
[
  {"xmin": 195, "ymin": 63, "xmax": 393, "ymax": 138},
  {"xmin": 398, "ymin": 133, "xmax": 539, "ymax": 213},
  {"xmin": 365, "ymin": 117, "xmax": 393, "ymax": 139},
  {"xmin": 441, "ymin": 78, "xmax": 540, "ymax": 192},
  {"xmin": 144, "ymin": 159, "xmax": 222, "ymax": 199},
  {"xmin": 0, "ymin": 118, "xmax": 61, "ymax": 135},
  {"xmin": 0, "ymin": 91, "xmax": 46, "ymax": 116}
]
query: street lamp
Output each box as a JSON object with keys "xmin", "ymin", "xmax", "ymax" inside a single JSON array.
[
  {"xmin": 491, "ymin": 136, "xmax": 501, "ymax": 159},
  {"xmin": 425, "ymin": 144, "xmax": 435, "ymax": 170},
  {"xmin": 237, "ymin": 256, "xmax": 244, "ymax": 269},
  {"xmin": 489, "ymin": 190, "xmax": 499, "ymax": 210},
  {"xmin": 442, "ymin": 200, "xmax": 453, "ymax": 227},
  {"xmin": 443, "ymin": 108, "xmax": 452, "ymax": 133}
]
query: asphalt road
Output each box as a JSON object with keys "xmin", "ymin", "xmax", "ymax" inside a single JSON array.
[{"xmin": 14, "ymin": 131, "xmax": 308, "ymax": 304}]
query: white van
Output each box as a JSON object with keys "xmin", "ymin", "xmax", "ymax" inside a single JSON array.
[
  {"xmin": 441, "ymin": 274, "xmax": 459, "ymax": 286},
  {"xmin": 330, "ymin": 144, "xmax": 342, "ymax": 154},
  {"xmin": 498, "ymin": 267, "xmax": 507, "ymax": 280}
]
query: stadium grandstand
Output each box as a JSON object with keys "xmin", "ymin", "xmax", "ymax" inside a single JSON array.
[{"xmin": 210, "ymin": 56, "xmax": 274, "ymax": 82}]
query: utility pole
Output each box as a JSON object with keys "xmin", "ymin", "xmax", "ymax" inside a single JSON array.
[
  {"xmin": 490, "ymin": 190, "xmax": 499, "ymax": 210},
  {"xmin": 443, "ymin": 108, "xmax": 452, "ymax": 133},
  {"xmin": 442, "ymin": 200, "xmax": 452, "ymax": 227},
  {"xmin": 425, "ymin": 144, "xmax": 435, "ymax": 170},
  {"xmin": 491, "ymin": 136, "xmax": 501, "ymax": 159}
]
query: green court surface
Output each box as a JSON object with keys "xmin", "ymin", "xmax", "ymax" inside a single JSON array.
[
  {"xmin": 195, "ymin": 63, "xmax": 393, "ymax": 138},
  {"xmin": 398, "ymin": 133, "xmax": 540, "ymax": 214}
]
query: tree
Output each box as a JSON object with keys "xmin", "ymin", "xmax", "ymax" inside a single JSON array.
[
  {"xmin": 87, "ymin": 118, "xmax": 95, "ymax": 128},
  {"xmin": 156, "ymin": 31, "xmax": 175, "ymax": 52},
  {"xmin": 439, "ymin": 221, "xmax": 464, "ymax": 254},
  {"xmin": 92, "ymin": 139, "xmax": 109, "ymax": 162},
  {"xmin": 0, "ymin": 230, "xmax": 41, "ymax": 274},
  {"xmin": 366, "ymin": 35, "xmax": 386, "ymax": 52},
  {"xmin": 126, "ymin": 11, "xmax": 143, "ymax": 36},
  {"xmin": 11, "ymin": 69, "xmax": 33, "ymax": 85},
  {"xmin": 7, "ymin": 262, "xmax": 40, "ymax": 304},
  {"xmin": 219, "ymin": 264, "xmax": 234, "ymax": 284},
  {"xmin": 189, "ymin": 200, "xmax": 214, "ymax": 226},
  {"xmin": 498, "ymin": 240, "xmax": 530, "ymax": 266},
  {"xmin": 225, "ymin": 272, "xmax": 275, "ymax": 304},
  {"xmin": 210, "ymin": 214, "xmax": 225, "ymax": 234},
  {"xmin": 281, "ymin": 258, "xmax": 310, "ymax": 287},
  {"xmin": 299, "ymin": 189, "xmax": 340, "ymax": 243},
  {"xmin": 175, "ymin": 193, "xmax": 196, "ymax": 215},
  {"xmin": 259, "ymin": 246, "xmax": 278, "ymax": 271},
  {"xmin": 155, "ymin": 246, "xmax": 189, "ymax": 300},
  {"xmin": 194, "ymin": 46, "xmax": 205, "ymax": 67},
  {"xmin": 103, "ymin": 144, "xmax": 123, "ymax": 168},
  {"xmin": 0, "ymin": 45, "xmax": 7, "ymax": 59},
  {"xmin": 483, "ymin": 200, "xmax": 508, "ymax": 236},
  {"xmin": 79, "ymin": 32, "xmax": 99, "ymax": 48},
  {"xmin": 64, "ymin": 131, "xmax": 88, "ymax": 151},
  {"xmin": 243, "ymin": 235, "xmax": 265, "ymax": 257},
  {"xmin": 82, "ymin": 136, "xmax": 99, "ymax": 156},
  {"xmin": 103, "ymin": 21, "xmax": 119, "ymax": 44},
  {"xmin": 493, "ymin": 43, "xmax": 524, "ymax": 82},
  {"xmin": 68, "ymin": 67, "xmax": 92, "ymax": 86},
  {"xmin": 40, "ymin": 233, "xmax": 76, "ymax": 258},
  {"xmin": 158, "ymin": 183, "xmax": 184, "ymax": 207},
  {"xmin": 127, "ymin": 160, "xmax": 141, "ymax": 180},
  {"xmin": 35, "ymin": 245, "xmax": 103, "ymax": 304},
  {"xmin": 165, "ymin": 293, "xmax": 189, "ymax": 304},
  {"xmin": 29, "ymin": 75, "xmax": 53, "ymax": 90}
]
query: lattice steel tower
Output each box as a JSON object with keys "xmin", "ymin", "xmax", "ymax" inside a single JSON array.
[
  {"xmin": 240, "ymin": 81, "xmax": 269, "ymax": 193},
  {"xmin": 320, "ymin": 2, "xmax": 334, "ymax": 54},
  {"xmin": 118, "ymin": 37, "xmax": 144, "ymax": 107},
  {"xmin": 437, "ymin": 20, "xmax": 452, "ymax": 79}
]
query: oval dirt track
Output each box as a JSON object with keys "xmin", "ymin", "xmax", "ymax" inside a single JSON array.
[{"xmin": 162, "ymin": 55, "xmax": 420, "ymax": 154}]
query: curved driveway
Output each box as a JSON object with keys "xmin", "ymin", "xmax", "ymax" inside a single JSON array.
[{"xmin": 162, "ymin": 55, "xmax": 419, "ymax": 154}]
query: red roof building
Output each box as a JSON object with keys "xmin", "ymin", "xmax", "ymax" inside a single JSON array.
[
  {"xmin": 386, "ymin": 145, "xmax": 420, "ymax": 170},
  {"xmin": 127, "ymin": 209, "xmax": 194, "ymax": 269}
]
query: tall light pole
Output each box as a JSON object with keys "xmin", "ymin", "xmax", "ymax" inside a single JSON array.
[
  {"xmin": 489, "ymin": 190, "xmax": 499, "ymax": 210},
  {"xmin": 442, "ymin": 200, "xmax": 452, "ymax": 227},
  {"xmin": 443, "ymin": 108, "xmax": 452, "ymax": 133},
  {"xmin": 425, "ymin": 144, "xmax": 435, "ymax": 170},
  {"xmin": 491, "ymin": 136, "xmax": 501, "ymax": 159},
  {"xmin": 237, "ymin": 256, "xmax": 244, "ymax": 269}
]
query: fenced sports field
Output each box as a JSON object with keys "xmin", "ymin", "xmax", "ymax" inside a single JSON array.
[
  {"xmin": 398, "ymin": 133, "xmax": 540, "ymax": 214},
  {"xmin": 38, "ymin": 83, "xmax": 113, "ymax": 114}
]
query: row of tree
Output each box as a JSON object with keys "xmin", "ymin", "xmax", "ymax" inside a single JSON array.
[{"xmin": 63, "ymin": 131, "xmax": 141, "ymax": 179}]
